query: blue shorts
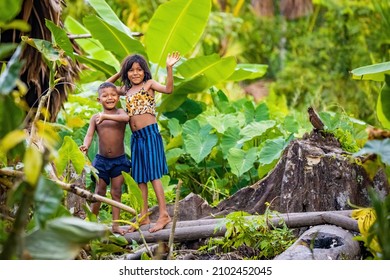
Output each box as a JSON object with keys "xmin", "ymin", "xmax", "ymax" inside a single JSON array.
[
  {"xmin": 92, "ymin": 154, "xmax": 131, "ymax": 185},
  {"xmin": 131, "ymin": 123, "xmax": 168, "ymax": 184}
]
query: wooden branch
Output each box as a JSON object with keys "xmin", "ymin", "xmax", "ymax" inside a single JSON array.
[
  {"xmin": 123, "ymin": 210, "xmax": 358, "ymax": 244},
  {"xmin": 50, "ymin": 176, "xmax": 137, "ymax": 216}
]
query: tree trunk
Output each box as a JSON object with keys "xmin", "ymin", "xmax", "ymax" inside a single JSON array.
[{"xmin": 216, "ymin": 130, "xmax": 389, "ymax": 215}]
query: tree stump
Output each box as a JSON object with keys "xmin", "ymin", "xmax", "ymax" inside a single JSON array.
[{"xmin": 216, "ymin": 130, "xmax": 389, "ymax": 215}]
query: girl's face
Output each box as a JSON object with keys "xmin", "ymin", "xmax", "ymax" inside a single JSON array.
[{"xmin": 127, "ymin": 62, "xmax": 145, "ymax": 85}]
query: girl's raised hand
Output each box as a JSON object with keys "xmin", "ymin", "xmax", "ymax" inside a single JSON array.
[{"xmin": 166, "ymin": 51, "xmax": 181, "ymax": 67}]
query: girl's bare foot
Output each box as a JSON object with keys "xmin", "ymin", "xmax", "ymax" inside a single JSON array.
[
  {"xmin": 149, "ymin": 215, "xmax": 171, "ymax": 233},
  {"xmin": 111, "ymin": 225, "xmax": 126, "ymax": 235}
]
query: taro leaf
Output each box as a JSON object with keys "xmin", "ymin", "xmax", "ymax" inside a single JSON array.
[
  {"xmin": 167, "ymin": 118, "xmax": 182, "ymax": 137},
  {"xmin": 25, "ymin": 217, "xmax": 108, "ymax": 260},
  {"xmin": 55, "ymin": 136, "xmax": 86, "ymax": 175},
  {"xmin": 34, "ymin": 177, "xmax": 65, "ymax": 228},
  {"xmin": 254, "ymin": 102, "xmax": 270, "ymax": 122},
  {"xmin": 183, "ymin": 120, "xmax": 218, "ymax": 163},
  {"xmin": 206, "ymin": 114, "xmax": 240, "ymax": 134},
  {"xmin": 166, "ymin": 148, "xmax": 183, "ymax": 166},
  {"xmin": 220, "ymin": 127, "xmax": 242, "ymax": 159},
  {"xmin": 210, "ymin": 88, "xmax": 235, "ymax": 114},
  {"xmin": 354, "ymin": 139, "xmax": 390, "ymax": 165},
  {"xmin": 238, "ymin": 120, "xmax": 276, "ymax": 144},
  {"xmin": 259, "ymin": 137, "xmax": 288, "ymax": 165},
  {"xmin": 283, "ymin": 115, "xmax": 299, "ymax": 134},
  {"xmin": 145, "ymin": 0, "xmax": 211, "ymax": 67},
  {"xmin": 227, "ymin": 147, "xmax": 258, "ymax": 177}
]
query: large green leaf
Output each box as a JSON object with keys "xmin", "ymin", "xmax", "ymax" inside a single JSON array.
[
  {"xmin": 0, "ymin": 0, "xmax": 23, "ymax": 22},
  {"xmin": 227, "ymin": 64, "xmax": 268, "ymax": 81},
  {"xmin": 227, "ymin": 147, "xmax": 258, "ymax": 177},
  {"xmin": 83, "ymin": 15, "xmax": 146, "ymax": 60},
  {"xmin": 206, "ymin": 114, "xmax": 240, "ymax": 134},
  {"xmin": 354, "ymin": 139, "xmax": 390, "ymax": 165},
  {"xmin": 159, "ymin": 75, "xmax": 209, "ymax": 113},
  {"xmin": 177, "ymin": 54, "xmax": 236, "ymax": 85},
  {"xmin": 55, "ymin": 136, "xmax": 86, "ymax": 175},
  {"xmin": 258, "ymin": 137, "xmax": 287, "ymax": 165},
  {"xmin": 0, "ymin": 44, "xmax": 23, "ymax": 95},
  {"xmin": 24, "ymin": 145, "xmax": 42, "ymax": 186},
  {"xmin": 21, "ymin": 37, "xmax": 61, "ymax": 62},
  {"xmin": 220, "ymin": 127, "xmax": 242, "ymax": 159},
  {"xmin": 377, "ymin": 76, "xmax": 390, "ymax": 129},
  {"xmin": 238, "ymin": 120, "xmax": 276, "ymax": 144},
  {"xmin": 34, "ymin": 177, "xmax": 65, "ymax": 228},
  {"xmin": 351, "ymin": 61, "xmax": 390, "ymax": 82},
  {"xmin": 25, "ymin": 217, "xmax": 108, "ymax": 260},
  {"xmin": 145, "ymin": 0, "xmax": 211, "ymax": 67},
  {"xmin": 46, "ymin": 20, "xmax": 74, "ymax": 59},
  {"xmin": 87, "ymin": 0, "xmax": 133, "ymax": 36},
  {"xmin": 65, "ymin": 16, "xmax": 119, "ymax": 67},
  {"xmin": 75, "ymin": 54, "xmax": 117, "ymax": 76},
  {"xmin": 122, "ymin": 172, "xmax": 142, "ymax": 213},
  {"xmin": 183, "ymin": 120, "xmax": 218, "ymax": 163}
]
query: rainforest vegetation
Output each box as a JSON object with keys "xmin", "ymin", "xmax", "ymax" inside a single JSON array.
[{"xmin": 0, "ymin": 0, "xmax": 389, "ymax": 260}]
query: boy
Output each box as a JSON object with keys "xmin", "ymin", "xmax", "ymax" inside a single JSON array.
[{"xmin": 80, "ymin": 82, "xmax": 131, "ymax": 235}]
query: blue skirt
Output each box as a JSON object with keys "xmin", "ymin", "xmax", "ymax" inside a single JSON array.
[{"xmin": 130, "ymin": 123, "xmax": 168, "ymax": 184}]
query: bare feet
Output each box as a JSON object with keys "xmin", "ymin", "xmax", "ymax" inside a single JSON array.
[
  {"xmin": 149, "ymin": 214, "xmax": 171, "ymax": 233},
  {"xmin": 127, "ymin": 217, "xmax": 151, "ymax": 233},
  {"xmin": 111, "ymin": 225, "xmax": 126, "ymax": 235}
]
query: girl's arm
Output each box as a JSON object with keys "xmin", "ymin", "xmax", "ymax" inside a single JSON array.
[
  {"xmin": 150, "ymin": 51, "xmax": 181, "ymax": 94},
  {"xmin": 96, "ymin": 109, "xmax": 129, "ymax": 124},
  {"xmin": 106, "ymin": 72, "xmax": 126, "ymax": 96},
  {"xmin": 80, "ymin": 115, "xmax": 97, "ymax": 153}
]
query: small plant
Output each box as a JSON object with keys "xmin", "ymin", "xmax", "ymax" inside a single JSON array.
[{"xmin": 200, "ymin": 204, "xmax": 296, "ymax": 259}]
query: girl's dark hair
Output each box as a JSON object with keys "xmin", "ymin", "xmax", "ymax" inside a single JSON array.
[{"xmin": 120, "ymin": 54, "xmax": 152, "ymax": 90}]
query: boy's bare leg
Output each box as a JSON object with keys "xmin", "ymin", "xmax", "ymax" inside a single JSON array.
[
  {"xmin": 110, "ymin": 175, "xmax": 126, "ymax": 235},
  {"xmin": 127, "ymin": 182, "xmax": 151, "ymax": 233},
  {"xmin": 91, "ymin": 178, "xmax": 107, "ymax": 218},
  {"xmin": 149, "ymin": 179, "xmax": 171, "ymax": 233}
]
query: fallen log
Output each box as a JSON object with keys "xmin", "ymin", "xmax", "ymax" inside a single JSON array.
[{"xmin": 122, "ymin": 210, "xmax": 358, "ymax": 244}]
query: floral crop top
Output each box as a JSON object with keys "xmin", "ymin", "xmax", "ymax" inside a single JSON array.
[{"xmin": 125, "ymin": 86, "xmax": 156, "ymax": 117}]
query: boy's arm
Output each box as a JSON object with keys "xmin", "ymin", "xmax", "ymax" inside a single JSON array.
[
  {"xmin": 80, "ymin": 115, "xmax": 97, "ymax": 153},
  {"xmin": 97, "ymin": 109, "xmax": 129, "ymax": 124},
  {"xmin": 150, "ymin": 51, "xmax": 181, "ymax": 94}
]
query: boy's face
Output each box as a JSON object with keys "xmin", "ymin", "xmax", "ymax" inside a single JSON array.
[{"xmin": 97, "ymin": 87, "xmax": 119, "ymax": 110}]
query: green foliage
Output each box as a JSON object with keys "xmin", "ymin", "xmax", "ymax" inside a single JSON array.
[
  {"xmin": 25, "ymin": 217, "xmax": 108, "ymax": 260},
  {"xmin": 54, "ymin": 136, "xmax": 86, "ymax": 176},
  {"xmin": 200, "ymin": 208, "xmax": 296, "ymax": 259}
]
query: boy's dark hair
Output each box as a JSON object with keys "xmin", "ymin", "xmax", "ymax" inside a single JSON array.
[
  {"xmin": 120, "ymin": 54, "xmax": 152, "ymax": 90},
  {"xmin": 98, "ymin": 82, "xmax": 117, "ymax": 96}
]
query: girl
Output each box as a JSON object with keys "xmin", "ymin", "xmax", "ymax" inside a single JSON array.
[{"xmin": 107, "ymin": 52, "xmax": 181, "ymax": 233}]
